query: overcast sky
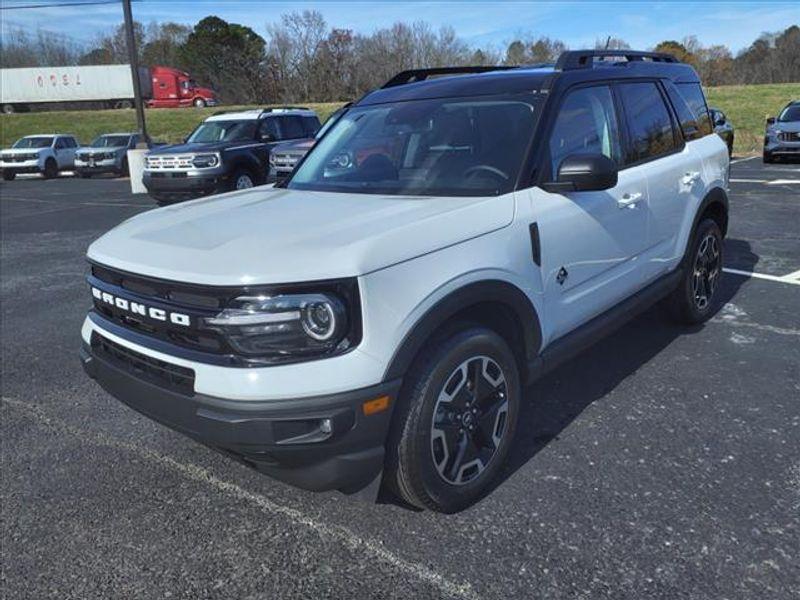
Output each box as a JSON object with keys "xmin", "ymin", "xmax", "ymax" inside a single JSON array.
[{"xmin": 2, "ymin": 0, "xmax": 799, "ymax": 54}]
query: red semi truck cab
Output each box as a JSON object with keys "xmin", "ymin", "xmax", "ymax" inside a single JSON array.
[{"xmin": 147, "ymin": 66, "xmax": 218, "ymax": 109}]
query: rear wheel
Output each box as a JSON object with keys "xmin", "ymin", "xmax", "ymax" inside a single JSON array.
[
  {"xmin": 42, "ymin": 158, "xmax": 58, "ymax": 179},
  {"xmin": 118, "ymin": 157, "xmax": 129, "ymax": 177},
  {"xmin": 386, "ymin": 326, "xmax": 520, "ymax": 513},
  {"xmin": 666, "ymin": 218, "xmax": 723, "ymax": 325},
  {"xmin": 2, "ymin": 104, "xmax": 14, "ymax": 115},
  {"xmin": 2, "ymin": 171, "xmax": 16, "ymax": 181}
]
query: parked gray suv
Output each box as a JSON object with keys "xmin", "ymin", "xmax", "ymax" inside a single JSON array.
[
  {"xmin": 763, "ymin": 100, "xmax": 800, "ymax": 163},
  {"xmin": 75, "ymin": 133, "xmax": 142, "ymax": 178}
]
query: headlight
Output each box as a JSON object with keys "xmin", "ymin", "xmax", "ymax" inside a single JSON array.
[
  {"xmin": 204, "ymin": 292, "xmax": 352, "ymax": 360},
  {"xmin": 192, "ymin": 153, "xmax": 219, "ymax": 168},
  {"xmin": 329, "ymin": 151, "xmax": 353, "ymax": 169},
  {"xmin": 269, "ymin": 153, "xmax": 277, "ymax": 166}
]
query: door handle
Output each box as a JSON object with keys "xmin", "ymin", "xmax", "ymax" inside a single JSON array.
[
  {"xmin": 617, "ymin": 192, "xmax": 643, "ymax": 209},
  {"xmin": 682, "ymin": 171, "xmax": 701, "ymax": 185}
]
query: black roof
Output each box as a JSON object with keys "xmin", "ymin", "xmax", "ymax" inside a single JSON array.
[{"xmin": 356, "ymin": 50, "xmax": 701, "ymax": 107}]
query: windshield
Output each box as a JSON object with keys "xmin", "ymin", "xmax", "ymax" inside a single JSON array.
[
  {"xmin": 288, "ymin": 94, "xmax": 539, "ymax": 197},
  {"xmin": 90, "ymin": 135, "xmax": 131, "ymax": 147},
  {"xmin": 315, "ymin": 107, "xmax": 347, "ymax": 140},
  {"xmin": 13, "ymin": 137, "xmax": 53, "ymax": 149},
  {"xmin": 187, "ymin": 120, "xmax": 257, "ymax": 143},
  {"xmin": 778, "ymin": 104, "xmax": 800, "ymax": 123}
]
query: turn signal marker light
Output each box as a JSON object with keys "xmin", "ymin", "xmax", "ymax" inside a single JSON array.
[{"xmin": 362, "ymin": 395, "xmax": 390, "ymax": 416}]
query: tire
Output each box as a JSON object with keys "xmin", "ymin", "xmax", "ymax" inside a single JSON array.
[
  {"xmin": 118, "ymin": 158, "xmax": 129, "ymax": 177},
  {"xmin": 151, "ymin": 193, "xmax": 177, "ymax": 206},
  {"xmin": 79, "ymin": 172, "xmax": 92, "ymax": 179},
  {"xmin": 231, "ymin": 168, "xmax": 256, "ymax": 191},
  {"xmin": 117, "ymin": 100, "xmax": 133, "ymax": 109},
  {"xmin": 194, "ymin": 98, "xmax": 207, "ymax": 108},
  {"xmin": 763, "ymin": 151, "xmax": 774, "ymax": 164},
  {"xmin": 42, "ymin": 158, "xmax": 58, "ymax": 179},
  {"xmin": 386, "ymin": 326, "xmax": 521, "ymax": 513},
  {"xmin": 2, "ymin": 104, "xmax": 14, "ymax": 115},
  {"xmin": 666, "ymin": 219, "xmax": 724, "ymax": 325},
  {"xmin": 2, "ymin": 171, "xmax": 16, "ymax": 181},
  {"xmin": 727, "ymin": 141, "xmax": 733, "ymax": 158}
]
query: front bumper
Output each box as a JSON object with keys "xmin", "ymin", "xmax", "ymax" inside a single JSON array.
[
  {"xmin": 75, "ymin": 158, "xmax": 121, "ymax": 174},
  {"xmin": 764, "ymin": 137, "xmax": 800, "ymax": 155},
  {"xmin": 80, "ymin": 336, "xmax": 401, "ymax": 494},
  {"xmin": 1, "ymin": 159, "xmax": 41, "ymax": 173},
  {"xmin": 143, "ymin": 170, "xmax": 225, "ymax": 196}
]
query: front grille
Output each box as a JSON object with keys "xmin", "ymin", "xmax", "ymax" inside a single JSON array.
[
  {"xmin": 272, "ymin": 153, "xmax": 301, "ymax": 171},
  {"xmin": 90, "ymin": 264, "xmax": 233, "ymax": 355},
  {"xmin": 146, "ymin": 154, "xmax": 195, "ymax": 170},
  {"xmin": 92, "ymin": 332, "xmax": 195, "ymax": 395},
  {"xmin": 778, "ymin": 131, "xmax": 800, "ymax": 142}
]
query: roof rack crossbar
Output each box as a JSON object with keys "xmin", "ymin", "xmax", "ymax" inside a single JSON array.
[
  {"xmin": 381, "ymin": 65, "xmax": 518, "ymax": 88},
  {"xmin": 555, "ymin": 50, "xmax": 678, "ymax": 71},
  {"xmin": 210, "ymin": 106, "xmax": 311, "ymax": 117}
]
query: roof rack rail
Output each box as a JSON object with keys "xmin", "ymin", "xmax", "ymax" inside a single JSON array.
[
  {"xmin": 381, "ymin": 66, "xmax": 518, "ymax": 88},
  {"xmin": 555, "ymin": 50, "xmax": 678, "ymax": 71},
  {"xmin": 262, "ymin": 106, "xmax": 311, "ymax": 112}
]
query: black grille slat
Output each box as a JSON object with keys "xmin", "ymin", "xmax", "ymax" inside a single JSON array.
[{"xmin": 92, "ymin": 333, "xmax": 195, "ymax": 395}]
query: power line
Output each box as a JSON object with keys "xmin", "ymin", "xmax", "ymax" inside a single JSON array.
[{"xmin": 0, "ymin": 0, "xmax": 121, "ymax": 10}]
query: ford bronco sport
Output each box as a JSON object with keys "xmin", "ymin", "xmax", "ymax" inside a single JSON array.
[
  {"xmin": 81, "ymin": 50, "xmax": 729, "ymax": 513},
  {"xmin": 143, "ymin": 107, "xmax": 321, "ymax": 205}
]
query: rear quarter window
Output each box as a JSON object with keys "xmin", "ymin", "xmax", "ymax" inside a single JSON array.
[
  {"xmin": 675, "ymin": 82, "xmax": 712, "ymax": 136},
  {"xmin": 619, "ymin": 82, "xmax": 680, "ymax": 164},
  {"xmin": 664, "ymin": 81, "xmax": 703, "ymax": 141}
]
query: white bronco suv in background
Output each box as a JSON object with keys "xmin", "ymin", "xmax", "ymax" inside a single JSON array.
[
  {"xmin": 81, "ymin": 50, "xmax": 729, "ymax": 513},
  {"xmin": 1, "ymin": 134, "xmax": 79, "ymax": 180}
]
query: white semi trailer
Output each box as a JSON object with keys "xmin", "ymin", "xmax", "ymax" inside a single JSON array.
[{"xmin": 0, "ymin": 64, "xmax": 150, "ymax": 113}]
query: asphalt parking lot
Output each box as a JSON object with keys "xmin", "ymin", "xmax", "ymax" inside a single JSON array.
[{"xmin": 2, "ymin": 160, "xmax": 798, "ymax": 599}]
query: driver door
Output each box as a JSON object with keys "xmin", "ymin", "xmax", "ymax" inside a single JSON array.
[{"xmin": 528, "ymin": 84, "xmax": 650, "ymax": 341}]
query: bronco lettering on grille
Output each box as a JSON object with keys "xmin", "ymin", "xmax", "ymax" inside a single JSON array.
[{"xmin": 91, "ymin": 287, "xmax": 191, "ymax": 327}]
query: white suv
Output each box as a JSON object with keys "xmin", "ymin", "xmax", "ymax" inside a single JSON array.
[
  {"xmin": 80, "ymin": 51, "xmax": 729, "ymax": 513},
  {"xmin": 1, "ymin": 134, "xmax": 79, "ymax": 180}
]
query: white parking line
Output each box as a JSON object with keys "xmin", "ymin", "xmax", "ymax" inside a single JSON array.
[
  {"xmin": 766, "ymin": 179, "xmax": 800, "ymax": 185},
  {"xmin": 729, "ymin": 178, "xmax": 767, "ymax": 183},
  {"xmin": 723, "ymin": 268, "xmax": 800, "ymax": 286},
  {"xmin": 731, "ymin": 156, "xmax": 758, "ymax": 164},
  {"xmin": 1, "ymin": 397, "xmax": 481, "ymax": 600}
]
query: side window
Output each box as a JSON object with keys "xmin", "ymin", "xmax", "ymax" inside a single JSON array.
[
  {"xmin": 303, "ymin": 116, "xmax": 321, "ymax": 137},
  {"xmin": 664, "ymin": 81, "xmax": 702, "ymax": 141},
  {"xmin": 280, "ymin": 116, "xmax": 306, "ymax": 140},
  {"xmin": 258, "ymin": 118, "xmax": 280, "ymax": 141},
  {"xmin": 65, "ymin": 137, "xmax": 77, "ymax": 148},
  {"xmin": 619, "ymin": 82, "xmax": 679, "ymax": 164},
  {"xmin": 54, "ymin": 138, "xmax": 66, "ymax": 149},
  {"xmin": 548, "ymin": 85, "xmax": 622, "ymax": 177},
  {"xmin": 676, "ymin": 83, "xmax": 712, "ymax": 135}
]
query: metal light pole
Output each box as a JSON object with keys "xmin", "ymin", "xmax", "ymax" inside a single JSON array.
[{"xmin": 122, "ymin": 0, "xmax": 148, "ymax": 147}]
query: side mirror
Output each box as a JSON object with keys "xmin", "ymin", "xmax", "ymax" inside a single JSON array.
[
  {"xmin": 542, "ymin": 153, "xmax": 618, "ymax": 193},
  {"xmin": 766, "ymin": 116, "xmax": 776, "ymax": 126},
  {"xmin": 714, "ymin": 116, "xmax": 725, "ymax": 126}
]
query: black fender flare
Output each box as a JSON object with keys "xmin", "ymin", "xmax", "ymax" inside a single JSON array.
[
  {"xmin": 383, "ymin": 279, "xmax": 542, "ymax": 382},
  {"xmin": 680, "ymin": 186, "xmax": 729, "ymax": 267},
  {"xmin": 227, "ymin": 152, "xmax": 264, "ymax": 183}
]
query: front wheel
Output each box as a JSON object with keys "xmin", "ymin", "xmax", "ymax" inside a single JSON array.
[
  {"xmin": 2, "ymin": 171, "xmax": 16, "ymax": 181},
  {"xmin": 231, "ymin": 169, "xmax": 255, "ymax": 191},
  {"xmin": 763, "ymin": 151, "xmax": 774, "ymax": 164},
  {"xmin": 194, "ymin": 98, "xmax": 207, "ymax": 108},
  {"xmin": 386, "ymin": 326, "xmax": 520, "ymax": 513},
  {"xmin": 666, "ymin": 219, "xmax": 723, "ymax": 325},
  {"xmin": 42, "ymin": 159, "xmax": 58, "ymax": 179}
]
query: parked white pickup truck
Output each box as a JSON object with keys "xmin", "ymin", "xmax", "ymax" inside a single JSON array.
[{"xmin": 0, "ymin": 134, "xmax": 79, "ymax": 180}]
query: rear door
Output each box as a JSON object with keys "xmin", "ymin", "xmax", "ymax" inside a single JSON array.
[
  {"xmin": 616, "ymin": 81, "xmax": 696, "ymax": 282},
  {"xmin": 530, "ymin": 84, "xmax": 650, "ymax": 340}
]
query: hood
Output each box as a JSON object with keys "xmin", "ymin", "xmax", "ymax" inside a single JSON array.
[
  {"xmin": 87, "ymin": 187, "xmax": 515, "ymax": 286},
  {"xmin": 78, "ymin": 146, "xmax": 124, "ymax": 154},
  {"xmin": 2, "ymin": 147, "xmax": 45, "ymax": 155},
  {"xmin": 149, "ymin": 141, "xmax": 232, "ymax": 155},
  {"xmin": 273, "ymin": 138, "xmax": 315, "ymax": 154},
  {"xmin": 196, "ymin": 86, "xmax": 216, "ymax": 99},
  {"xmin": 771, "ymin": 120, "xmax": 800, "ymax": 133}
]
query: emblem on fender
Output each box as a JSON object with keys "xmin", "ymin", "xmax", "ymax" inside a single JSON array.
[{"xmin": 91, "ymin": 286, "xmax": 191, "ymax": 326}]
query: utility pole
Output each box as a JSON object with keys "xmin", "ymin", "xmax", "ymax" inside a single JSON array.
[{"xmin": 122, "ymin": 0, "xmax": 148, "ymax": 147}]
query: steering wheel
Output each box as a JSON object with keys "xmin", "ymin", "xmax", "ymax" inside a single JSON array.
[{"xmin": 463, "ymin": 165, "xmax": 510, "ymax": 181}]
